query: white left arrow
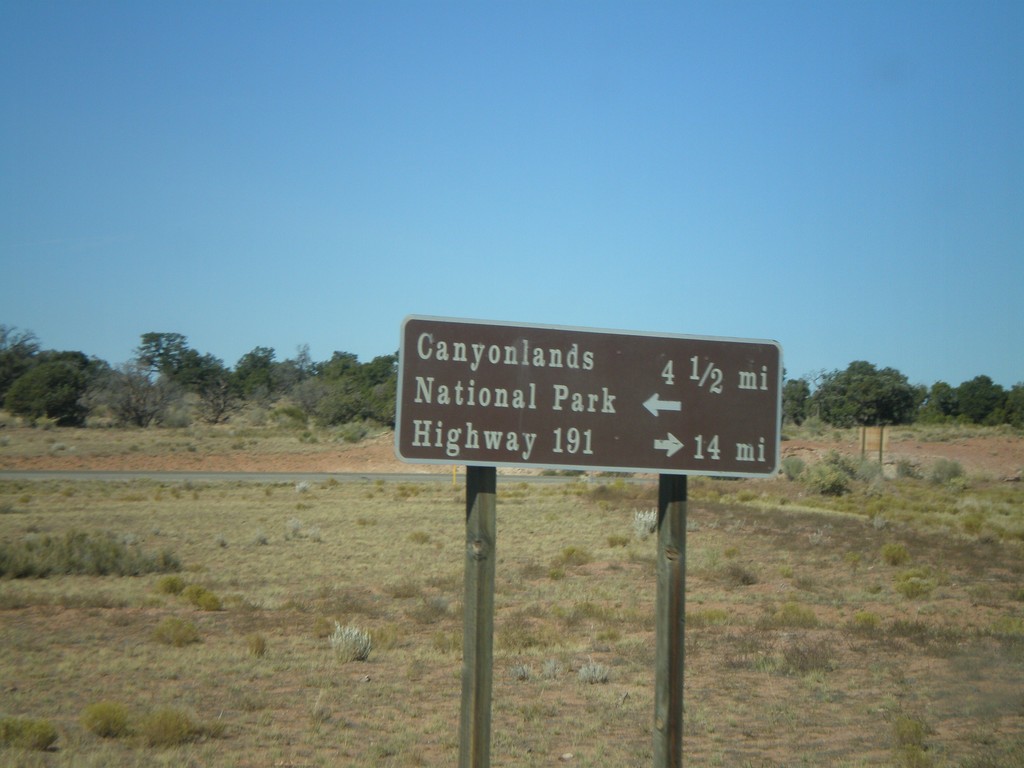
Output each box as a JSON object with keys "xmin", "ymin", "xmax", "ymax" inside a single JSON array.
[
  {"xmin": 654, "ymin": 433, "xmax": 684, "ymax": 457},
  {"xmin": 644, "ymin": 393, "xmax": 682, "ymax": 417}
]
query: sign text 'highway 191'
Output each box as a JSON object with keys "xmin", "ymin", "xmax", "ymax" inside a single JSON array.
[{"xmin": 395, "ymin": 316, "xmax": 782, "ymax": 477}]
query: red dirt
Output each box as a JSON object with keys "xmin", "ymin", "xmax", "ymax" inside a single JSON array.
[
  {"xmin": 2, "ymin": 428, "xmax": 1022, "ymax": 479},
  {"xmin": 780, "ymin": 433, "xmax": 1023, "ymax": 481}
]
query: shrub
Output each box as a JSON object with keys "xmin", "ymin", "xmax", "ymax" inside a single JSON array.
[
  {"xmin": 633, "ymin": 508, "xmax": 658, "ymax": 539},
  {"xmin": 989, "ymin": 616, "xmax": 1024, "ymax": 637},
  {"xmin": 246, "ymin": 633, "xmax": 268, "ymax": 658},
  {"xmin": 892, "ymin": 715, "xmax": 927, "ymax": 746},
  {"xmin": 723, "ymin": 563, "xmax": 758, "ymax": 587},
  {"xmin": 553, "ymin": 546, "xmax": 592, "ymax": 567},
  {"xmin": 894, "ymin": 568, "xmax": 937, "ymax": 599},
  {"xmin": 542, "ymin": 659, "xmax": 564, "ymax": 679},
  {"xmin": 850, "ymin": 611, "xmax": 881, "ymax": 633},
  {"xmin": 961, "ymin": 511, "xmax": 986, "ymax": 536},
  {"xmin": 895, "ymin": 459, "xmax": 920, "ymax": 479},
  {"xmin": 856, "ymin": 459, "xmax": 884, "ymax": 482},
  {"xmin": 780, "ymin": 638, "xmax": 836, "ymax": 675},
  {"xmin": 0, "ymin": 531, "xmax": 180, "ymax": 578},
  {"xmin": 153, "ymin": 616, "xmax": 201, "ymax": 647},
  {"xmin": 4, "ymin": 360, "xmax": 89, "ymax": 426},
  {"xmin": 81, "ymin": 701, "xmax": 131, "ymax": 738},
  {"xmin": 337, "ymin": 421, "xmax": 369, "ymax": 443},
  {"xmin": 309, "ymin": 690, "xmax": 331, "ymax": 728},
  {"xmin": 781, "ymin": 456, "xmax": 805, "ymax": 480},
  {"xmin": 155, "ymin": 575, "xmax": 186, "ymax": 595},
  {"xmin": 312, "ymin": 616, "xmax": 334, "ymax": 638},
  {"xmin": 928, "ymin": 458, "xmax": 964, "ymax": 485},
  {"xmin": 824, "ymin": 449, "xmax": 859, "ymax": 476},
  {"xmin": 687, "ymin": 608, "xmax": 730, "ymax": 628},
  {"xmin": 285, "ymin": 517, "xmax": 304, "ymax": 539},
  {"xmin": 372, "ymin": 623, "xmax": 400, "ymax": 651},
  {"xmin": 802, "ymin": 461, "xmax": 851, "ymax": 496},
  {"xmin": 508, "ymin": 663, "xmax": 533, "ymax": 681},
  {"xmin": 758, "ymin": 602, "xmax": 819, "ymax": 629},
  {"xmin": 329, "ymin": 622, "xmax": 372, "ymax": 662},
  {"xmin": 0, "ymin": 716, "xmax": 59, "ymax": 750},
  {"xmin": 273, "ymin": 404, "xmax": 308, "ymax": 428},
  {"xmin": 407, "ymin": 595, "xmax": 451, "ymax": 625},
  {"xmin": 577, "ymin": 661, "xmax": 610, "ymax": 684},
  {"xmin": 182, "ymin": 584, "xmax": 222, "ymax": 611},
  {"xmin": 408, "ymin": 530, "xmax": 431, "ymax": 545},
  {"xmin": 888, "ymin": 620, "xmax": 962, "ymax": 657},
  {"xmin": 498, "ymin": 614, "xmax": 559, "ymax": 653},
  {"xmin": 431, "ymin": 630, "xmax": 461, "ymax": 655},
  {"xmin": 137, "ymin": 708, "xmax": 196, "ymax": 747},
  {"xmin": 882, "ymin": 542, "xmax": 911, "ymax": 566},
  {"xmin": 892, "ymin": 713, "xmax": 933, "ymax": 768}
]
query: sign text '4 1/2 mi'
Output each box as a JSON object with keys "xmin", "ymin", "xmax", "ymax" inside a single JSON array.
[{"xmin": 395, "ymin": 316, "xmax": 782, "ymax": 477}]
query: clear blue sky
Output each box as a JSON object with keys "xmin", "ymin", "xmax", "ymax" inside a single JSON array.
[{"xmin": 2, "ymin": 1, "xmax": 1021, "ymax": 389}]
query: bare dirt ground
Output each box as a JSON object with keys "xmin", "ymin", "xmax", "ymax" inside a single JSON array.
[
  {"xmin": 2, "ymin": 426, "xmax": 1022, "ymax": 480},
  {"xmin": 780, "ymin": 431, "xmax": 1024, "ymax": 481}
]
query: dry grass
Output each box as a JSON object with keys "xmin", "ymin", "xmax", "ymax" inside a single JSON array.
[{"xmin": 1, "ymin": 434, "xmax": 1023, "ymax": 765}]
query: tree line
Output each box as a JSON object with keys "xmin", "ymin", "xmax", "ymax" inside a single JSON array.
[
  {"xmin": 0, "ymin": 326, "xmax": 395, "ymax": 428},
  {"xmin": 782, "ymin": 361, "xmax": 1024, "ymax": 428},
  {"xmin": 2, "ymin": 325, "xmax": 1022, "ymax": 431}
]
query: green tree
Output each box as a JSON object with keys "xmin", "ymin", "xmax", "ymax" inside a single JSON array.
[
  {"xmin": 811, "ymin": 361, "xmax": 917, "ymax": 427},
  {"xmin": 1005, "ymin": 383, "xmax": 1024, "ymax": 427},
  {"xmin": 782, "ymin": 378, "xmax": 811, "ymax": 425},
  {"xmin": 136, "ymin": 332, "xmax": 224, "ymax": 393},
  {"xmin": 917, "ymin": 381, "xmax": 958, "ymax": 423},
  {"xmin": 137, "ymin": 332, "xmax": 190, "ymax": 378},
  {"xmin": 276, "ymin": 344, "xmax": 319, "ymax": 395},
  {"xmin": 319, "ymin": 351, "xmax": 359, "ymax": 380},
  {"xmin": 96, "ymin": 361, "xmax": 177, "ymax": 427},
  {"xmin": 233, "ymin": 347, "xmax": 278, "ymax": 401},
  {"xmin": 0, "ymin": 325, "xmax": 40, "ymax": 401},
  {"xmin": 4, "ymin": 359, "xmax": 89, "ymax": 426},
  {"xmin": 313, "ymin": 352, "xmax": 397, "ymax": 426},
  {"xmin": 354, "ymin": 354, "xmax": 397, "ymax": 425},
  {"xmin": 192, "ymin": 355, "xmax": 240, "ymax": 424},
  {"xmin": 291, "ymin": 377, "xmax": 329, "ymax": 418},
  {"xmin": 955, "ymin": 375, "xmax": 1005, "ymax": 424},
  {"xmin": 313, "ymin": 351, "xmax": 363, "ymax": 424},
  {"xmin": 315, "ymin": 380, "xmax": 364, "ymax": 425}
]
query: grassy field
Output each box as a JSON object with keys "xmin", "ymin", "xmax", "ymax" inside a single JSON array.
[{"xmin": 1, "ymin": 430, "xmax": 1023, "ymax": 766}]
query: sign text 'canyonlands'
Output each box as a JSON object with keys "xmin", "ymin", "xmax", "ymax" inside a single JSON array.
[{"xmin": 396, "ymin": 316, "xmax": 782, "ymax": 476}]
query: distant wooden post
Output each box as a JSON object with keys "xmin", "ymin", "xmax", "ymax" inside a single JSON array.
[
  {"xmin": 459, "ymin": 466, "xmax": 497, "ymax": 768},
  {"xmin": 860, "ymin": 425, "xmax": 887, "ymax": 464},
  {"xmin": 653, "ymin": 474, "xmax": 687, "ymax": 767}
]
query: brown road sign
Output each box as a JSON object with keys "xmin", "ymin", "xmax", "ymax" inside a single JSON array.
[{"xmin": 395, "ymin": 316, "xmax": 782, "ymax": 477}]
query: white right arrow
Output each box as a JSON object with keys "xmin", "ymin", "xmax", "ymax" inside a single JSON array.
[
  {"xmin": 644, "ymin": 393, "xmax": 682, "ymax": 417},
  {"xmin": 654, "ymin": 433, "xmax": 684, "ymax": 457}
]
